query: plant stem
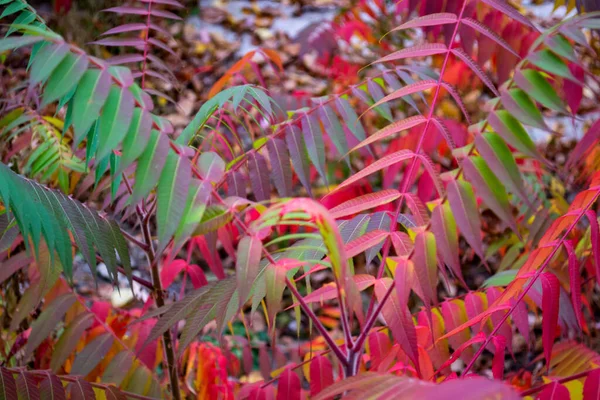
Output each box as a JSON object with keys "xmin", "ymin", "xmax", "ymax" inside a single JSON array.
[{"xmin": 139, "ymin": 211, "xmax": 181, "ymax": 400}]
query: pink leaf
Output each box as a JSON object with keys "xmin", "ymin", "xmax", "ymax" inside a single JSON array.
[
  {"xmin": 248, "ymin": 152, "xmax": 271, "ymax": 202},
  {"xmin": 369, "ymin": 80, "xmax": 438, "ymax": 111},
  {"xmin": 374, "ymin": 278, "xmax": 420, "ymax": 372},
  {"xmin": 375, "ymin": 44, "xmax": 447, "ymax": 64},
  {"xmin": 351, "ymin": 116, "xmax": 427, "ymax": 153},
  {"xmin": 277, "ymin": 369, "xmax": 301, "ymax": 400},
  {"xmin": 267, "ymin": 138, "xmax": 293, "ymax": 197},
  {"xmin": 140, "ymin": 0, "xmax": 184, "ymax": 8},
  {"xmin": 461, "ymin": 17, "xmax": 520, "ymax": 58},
  {"xmin": 91, "ymin": 37, "xmax": 145, "ymax": 47},
  {"xmin": 329, "ymin": 190, "xmax": 400, "ymax": 219},
  {"xmin": 333, "ymin": 150, "xmax": 416, "ymax": 192},
  {"xmin": 391, "ymin": 232, "xmax": 413, "ymax": 256},
  {"xmin": 102, "ymin": 6, "xmax": 149, "ymax": 15},
  {"xmin": 345, "ymin": 230, "xmax": 389, "ymax": 259},
  {"xmin": 388, "ymin": 12, "xmax": 457, "ymax": 32},
  {"xmin": 439, "ymin": 332, "xmax": 486, "ymax": 371},
  {"xmin": 310, "ymin": 355, "xmax": 334, "ymax": 396},
  {"xmin": 439, "ymin": 81, "xmax": 471, "ymax": 125},
  {"xmin": 236, "ymin": 235, "xmax": 263, "ymax": 308},
  {"xmin": 431, "ymin": 118, "xmax": 456, "ymax": 150},
  {"xmin": 368, "ymin": 331, "xmax": 392, "ymax": 370},
  {"xmin": 540, "ymin": 272, "xmax": 560, "ymax": 368},
  {"xmin": 479, "ymin": 0, "xmax": 538, "ymax": 31},
  {"xmin": 450, "ymin": 48, "xmax": 499, "ymax": 97}
]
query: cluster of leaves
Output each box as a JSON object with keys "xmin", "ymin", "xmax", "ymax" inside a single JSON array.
[{"xmin": 2, "ymin": 0, "xmax": 600, "ymax": 399}]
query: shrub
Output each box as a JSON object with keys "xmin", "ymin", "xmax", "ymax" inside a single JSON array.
[{"xmin": 1, "ymin": 0, "xmax": 600, "ymax": 399}]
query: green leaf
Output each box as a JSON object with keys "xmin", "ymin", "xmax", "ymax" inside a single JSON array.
[
  {"xmin": 447, "ymin": 179, "xmax": 484, "ymax": 259},
  {"xmin": 72, "ymin": 68, "xmax": 111, "ymax": 144},
  {"xmin": 1, "ymin": 1, "xmax": 26, "ymax": 18},
  {"xmin": 157, "ymin": 152, "xmax": 191, "ymax": 252},
  {"xmin": 514, "ymin": 69, "xmax": 567, "ymax": 113},
  {"xmin": 500, "ymin": 87, "xmax": 547, "ymax": 130},
  {"xmin": 42, "ymin": 52, "xmax": 89, "ymax": 106},
  {"xmin": 193, "ymin": 205, "xmax": 232, "ymax": 236},
  {"xmin": 475, "ymin": 132, "xmax": 530, "ymax": 205},
  {"xmin": 118, "ymin": 109, "xmax": 153, "ymax": 174},
  {"xmin": 488, "ymin": 110, "xmax": 541, "ymax": 160},
  {"xmin": 431, "ymin": 202, "xmax": 464, "ymax": 286},
  {"xmin": 29, "ymin": 42, "xmax": 69, "ymax": 84},
  {"xmin": 96, "ymin": 85, "xmax": 134, "ymax": 160},
  {"xmin": 528, "ymin": 49, "xmax": 577, "ymax": 82},
  {"xmin": 173, "ymin": 180, "xmax": 210, "ymax": 251},
  {"xmin": 463, "ymin": 156, "xmax": 519, "ymax": 235},
  {"xmin": 482, "ymin": 270, "xmax": 517, "ymax": 288},
  {"xmin": 0, "ymin": 34, "xmax": 43, "ymax": 52},
  {"xmin": 336, "ymin": 97, "xmax": 367, "ymax": 144},
  {"xmin": 197, "ymin": 151, "xmax": 225, "ymax": 183},
  {"xmin": 317, "ymin": 103, "xmax": 349, "ymax": 163},
  {"xmin": 131, "ymin": 129, "xmax": 169, "ymax": 204},
  {"xmin": 301, "ymin": 113, "xmax": 327, "ymax": 184}
]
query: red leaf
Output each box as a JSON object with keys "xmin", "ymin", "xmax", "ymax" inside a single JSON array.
[
  {"xmin": 583, "ymin": 369, "xmax": 600, "ymax": 400},
  {"xmin": 276, "ymin": 369, "xmax": 301, "ymax": 400},
  {"xmin": 567, "ymin": 120, "xmax": 600, "ymax": 169},
  {"xmin": 160, "ymin": 259, "xmax": 187, "ymax": 288},
  {"xmin": 565, "ymin": 62, "xmax": 584, "ymax": 113},
  {"xmin": 537, "ymin": 382, "xmax": 570, "ymax": 400},
  {"xmin": 540, "ymin": 272, "xmax": 560, "ymax": 368},
  {"xmin": 492, "ymin": 335, "xmax": 507, "ymax": 380},
  {"xmin": 309, "ymin": 355, "xmax": 334, "ymax": 396},
  {"xmin": 185, "ymin": 264, "xmax": 208, "ymax": 289}
]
